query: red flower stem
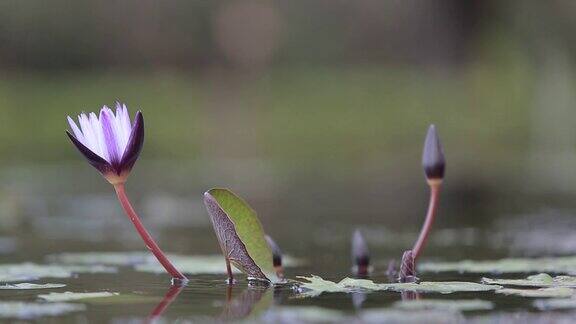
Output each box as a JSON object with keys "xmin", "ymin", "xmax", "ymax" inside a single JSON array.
[
  {"xmin": 114, "ymin": 183, "xmax": 187, "ymax": 280},
  {"xmin": 412, "ymin": 180, "xmax": 442, "ymax": 261},
  {"xmin": 147, "ymin": 284, "xmax": 184, "ymax": 322}
]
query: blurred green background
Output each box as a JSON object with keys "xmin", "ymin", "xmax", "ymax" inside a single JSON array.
[{"xmin": 1, "ymin": 0, "xmax": 576, "ymax": 227}]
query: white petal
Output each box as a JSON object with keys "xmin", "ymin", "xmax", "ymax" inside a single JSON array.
[
  {"xmin": 90, "ymin": 112, "xmax": 109, "ymax": 162},
  {"xmin": 78, "ymin": 113, "xmax": 100, "ymax": 157},
  {"xmin": 67, "ymin": 116, "xmax": 85, "ymax": 144}
]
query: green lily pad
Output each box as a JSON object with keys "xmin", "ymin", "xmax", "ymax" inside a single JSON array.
[
  {"xmin": 0, "ymin": 302, "xmax": 85, "ymax": 319},
  {"xmin": 392, "ymin": 299, "xmax": 493, "ymax": 312},
  {"xmin": 39, "ymin": 291, "xmax": 157, "ymax": 305},
  {"xmin": 204, "ymin": 188, "xmax": 279, "ymax": 283},
  {"xmin": 534, "ymin": 298, "xmax": 576, "ymax": 310},
  {"xmin": 482, "ymin": 273, "xmax": 576, "ymax": 288},
  {"xmin": 0, "ymin": 283, "xmax": 66, "ymax": 290},
  {"xmin": 296, "ymin": 275, "xmax": 501, "ymax": 297},
  {"xmin": 421, "ymin": 256, "xmax": 576, "ymax": 274},
  {"xmin": 48, "ymin": 252, "xmax": 302, "ymax": 275},
  {"xmin": 38, "ymin": 291, "xmax": 119, "ymax": 302},
  {"xmin": 134, "ymin": 255, "xmax": 241, "ymax": 275},
  {"xmin": 496, "ymin": 287, "xmax": 574, "ymax": 298},
  {"xmin": 0, "ymin": 263, "xmax": 117, "ymax": 282},
  {"xmin": 48, "ymin": 251, "xmax": 155, "ymax": 266}
]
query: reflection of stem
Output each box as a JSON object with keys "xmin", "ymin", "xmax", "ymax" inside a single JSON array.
[
  {"xmin": 114, "ymin": 184, "xmax": 187, "ymax": 280},
  {"xmin": 412, "ymin": 181, "xmax": 442, "ymax": 260},
  {"xmin": 401, "ymin": 290, "xmax": 421, "ymax": 301},
  {"xmin": 147, "ymin": 284, "xmax": 185, "ymax": 322}
]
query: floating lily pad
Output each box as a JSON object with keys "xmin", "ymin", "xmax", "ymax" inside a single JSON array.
[
  {"xmin": 534, "ymin": 298, "xmax": 576, "ymax": 310},
  {"xmin": 420, "ymin": 256, "xmax": 576, "ymax": 274},
  {"xmin": 392, "ymin": 299, "xmax": 493, "ymax": 312},
  {"xmin": 0, "ymin": 302, "xmax": 85, "ymax": 319},
  {"xmin": 0, "ymin": 283, "xmax": 66, "ymax": 290},
  {"xmin": 48, "ymin": 252, "xmax": 302, "ymax": 275},
  {"xmin": 0, "ymin": 263, "xmax": 117, "ymax": 282},
  {"xmin": 296, "ymin": 275, "xmax": 501, "ymax": 297},
  {"xmin": 496, "ymin": 287, "xmax": 574, "ymax": 298},
  {"xmin": 38, "ymin": 291, "xmax": 119, "ymax": 302},
  {"xmin": 134, "ymin": 255, "xmax": 241, "ymax": 275},
  {"xmin": 482, "ymin": 273, "xmax": 576, "ymax": 288}
]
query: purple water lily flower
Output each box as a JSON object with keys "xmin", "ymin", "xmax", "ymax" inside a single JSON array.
[
  {"xmin": 65, "ymin": 103, "xmax": 187, "ymax": 282},
  {"xmin": 66, "ymin": 103, "xmax": 144, "ymax": 184}
]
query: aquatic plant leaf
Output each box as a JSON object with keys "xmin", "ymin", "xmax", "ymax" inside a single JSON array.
[
  {"xmin": 482, "ymin": 273, "xmax": 576, "ymax": 288},
  {"xmin": 534, "ymin": 298, "xmax": 576, "ymax": 310},
  {"xmin": 0, "ymin": 302, "xmax": 85, "ymax": 319},
  {"xmin": 49, "ymin": 251, "xmax": 303, "ymax": 271},
  {"xmin": 134, "ymin": 255, "xmax": 241, "ymax": 275},
  {"xmin": 296, "ymin": 275, "xmax": 501, "ymax": 297},
  {"xmin": 496, "ymin": 287, "xmax": 574, "ymax": 298},
  {"xmin": 0, "ymin": 283, "xmax": 66, "ymax": 290},
  {"xmin": 0, "ymin": 263, "xmax": 116, "ymax": 282},
  {"xmin": 39, "ymin": 291, "xmax": 157, "ymax": 305},
  {"xmin": 204, "ymin": 188, "xmax": 278, "ymax": 283},
  {"xmin": 420, "ymin": 256, "xmax": 576, "ymax": 274},
  {"xmin": 392, "ymin": 299, "xmax": 493, "ymax": 312},
  {"xmin": 38, "ymin": 291, "xmax": 119, "ymax": 302}
]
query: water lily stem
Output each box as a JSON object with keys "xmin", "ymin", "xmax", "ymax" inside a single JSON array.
[
  {"xmin": 225, "ymin": 258, "xmax": 234, "ymax": 284},
  {"xmin": 114, "ymin": 183, "xmax": 187, "ymax": 281},
  {"xmin": 412, "ymin": 180, "xmax": 442, "ymax": 261}
]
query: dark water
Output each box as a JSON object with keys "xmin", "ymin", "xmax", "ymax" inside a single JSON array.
[{"xmin": 1, "ymin": 163, "xmax": 576, "ymax": 322}]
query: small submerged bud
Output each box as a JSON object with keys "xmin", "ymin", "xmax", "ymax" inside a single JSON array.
[
  {"xmin": 398, "ymin": 250, "xmax": 417, "ymax": 283},
  {"xmin": 422, "ymin": 125, "xmax": 445, "ymax": 182},
  {"xmin": 351, "ymin": 229, "xmax": 370, "ymax": 277},
  {"xmin": 264, "ymin": 234, "xmax": 283, "ymax": 278}
]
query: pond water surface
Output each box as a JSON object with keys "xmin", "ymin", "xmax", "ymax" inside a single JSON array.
[{"xmin": 1, "ymin": 163, "xmax": 576, "ymax": 323}]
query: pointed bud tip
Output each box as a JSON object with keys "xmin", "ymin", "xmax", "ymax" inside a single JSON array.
[
  {"xmin": 264, "ymin": 234, "xmax": 282, "ymax": 267},
  {"xmin": 352, "ymin": 229, "xmax": 370, "ymax": 268},
  {"xmin": 422, "ymin": 124, "xmax": 445, "ymax": 180}
]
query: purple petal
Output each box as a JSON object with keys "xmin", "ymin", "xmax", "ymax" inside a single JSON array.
[
  {"xmin": 66, "ymin": 131, "xmax": 113, "ymax": 175},
  {"xmin": 99, "ymin": 108, "xmax": 122, "ymax": 169},
  {"xmin": 120, "ymin": 111, "xmax": 144, "ymax": 173}
]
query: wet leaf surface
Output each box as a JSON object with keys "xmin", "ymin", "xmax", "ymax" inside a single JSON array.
[
  {"xmin": 482, "ymin": 273, "xmax": 576, "ymax": 288},
  {"xmin": 296, "ymin": 275, "xmax": 501, "ymax": 297},
  {"xmin": 421, "ymin": 256, "xmax": 576, "ymax": 274},
  {"xmin": 496, "ymin": 287, "xmax": 574, "ymax": 298},
  {"xmin": 0, "ymin": 302, "xmax": 85, "ymax": 319},
  {"xmin": 0, "ymin": 263, "xmax": 117, "ymax": 282},
  {"xmin": 204, "ymin": 189, "xmax": 279, "ymax": 282},
  {"xmin": 0, "ymin": 283, "xmax": 66, "ymax": 290},
  {"xmin": 48, "ymin": 252, "xmax": 303, "ymax": 275},
  {"xmin": 38, "ymin": 291, "xmax": 119, "ymax": 302}
]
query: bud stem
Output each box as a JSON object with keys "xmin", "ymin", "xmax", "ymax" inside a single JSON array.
[
  {"xmin": 411, "ymin": 181, "xmax": 442, "ymax": 260},
  {"xmin": 113, "ymin": 184, "xmax": 187, "ymax": 281}
]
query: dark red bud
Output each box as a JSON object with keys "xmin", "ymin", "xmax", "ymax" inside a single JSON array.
[
  {"xmin": 352, "ymin": 229, "xmax": 370, "ymax": 276},
  {"xmin": 422, "ymin": 125, "xmax": 445, "ymax": 180}
]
